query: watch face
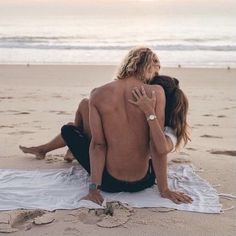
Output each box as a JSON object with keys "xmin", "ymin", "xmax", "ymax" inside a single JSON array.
[
  {"xmin": 150, "ymin": 115, "xmax": 155, "ymax": 120},
  {"xmin": 89, "ymin": 183, "xmax": 97, "ymax": 190}
]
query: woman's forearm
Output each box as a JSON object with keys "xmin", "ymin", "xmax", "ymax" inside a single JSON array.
[
  {"xmin": 150, "ymin": 144, "xmax": 169, "ymax": 193},
  {"xmin": 144, "ymin": 108, "xmax": 171, "ymax": 155}
]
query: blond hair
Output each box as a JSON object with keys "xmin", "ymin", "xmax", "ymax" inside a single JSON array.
[{"xmin": 116, "ymin": 47, "xmax": 160, "ymax": 82}]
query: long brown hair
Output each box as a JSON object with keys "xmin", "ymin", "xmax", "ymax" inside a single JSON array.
[{"xmin": 150, "ymin": 75, "xmax": 190, "ymax": 149}]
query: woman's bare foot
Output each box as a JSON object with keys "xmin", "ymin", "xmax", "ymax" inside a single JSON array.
[
  {"xmin": 64, "ymin": 149, "xmax": 74, "ymax": 162},
  {"xmin": 19, "ymin": 145, "xmax": 46, "ymax": 160}
]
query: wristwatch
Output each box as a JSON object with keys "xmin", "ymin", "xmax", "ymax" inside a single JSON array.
[
  {"xmin": 89, "ymin": 183, "xmax": 101, "ymax": 190},
  {"xmin": 147, "ymin": 114, "xmax": 157, "ymax": 121}
]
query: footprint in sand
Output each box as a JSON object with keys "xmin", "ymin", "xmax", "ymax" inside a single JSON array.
[
  {"xmin": 10, "ymin": 210, "xmax": 45, "ymax": 227},
  {"xmin": 48, "ymin": 110, "xmax": 71, "ymax": 115},
  {"xmin": 14, "ymin": 112, "xmax": 31, "ymax": 115},
  {"xmin": 0, "ymin": 125, "xmax": 14, "ymax": 129},
  {"xmin": 6, "ymin": 110, "xmax": 18, "ymax": 113},
  {"xmin": 0, "ymin": 209, "xmax": 47, "ymax": 233},
  {"xmin": 203, "ymin": 114, "xmax": 213, "ymax": 117},
  {"xmin": 8, "ymin": 131, "xmax": 35, "ymax": 135},
  {"xmin": 64, "ymin": 227, "xmax": 80, "ymax": 234},
  {"xmin": 12, "ymin": 210, "xmax": 54, "ymax": 231},
  {"xmin": 217, "ymin": 115, "xmax": 227, "ymax": 118},
  {"xmin": 210, "ymin": 124, "xmax": 219, "ymax": 127},
  {"xmin": 209, "ymin": 150, "xmax": 236, "ymax": 156},
  {"xmin": 179, "ymin": 152, "xmax": 190, "ymax": 156},
  {"xmin": 52, "ymin": 94, "xmax": 63, "ymax": 98},
  {"xmin": 69, "ymin": 202, "xmax": 133, "ymax": 228},
  {"xmin": 0, "ymin": 96, "xmax": 14, "ymax": 100},
  {"xmin": 56, "ymin": 111, "xmax": 71, "ymax": 115},
  {"xmin": 186, "ymin": 147, "xmax": 197, "ymax": 151},
  {"xmin": 200, "ymin": 134, "xmax": 222, "ymax": 139},
  {"xmin": 194, "ymin": 124, "xmax": 204, "ymax": 127},
  {"xmin": 45, "ymin": 155, "xmax": 65, "ymax": 163}
]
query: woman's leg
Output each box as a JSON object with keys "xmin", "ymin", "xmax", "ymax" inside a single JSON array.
[
  {"xmin": 19, "ymin": 122, "xmax": 74, "ymax": 159},
  {"xmin": 61, "ymin": 124, "xmax": 91, "ymax": 173},
  {"xmin": 64, "ymin": 98, "xmax": 90, "ymax": 162},
  {"xmin": 19, "ymin": 98, "xmax": 90, "ymax": 160}
]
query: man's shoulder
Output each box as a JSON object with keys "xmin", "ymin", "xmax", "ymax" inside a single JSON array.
[
  {"xmin": 144, "ymin": 84, "xmax": 165, "ymax": 96},
  {"xmin": 90, "ymin": 81, "xmax": 117, "ymax": 102}
]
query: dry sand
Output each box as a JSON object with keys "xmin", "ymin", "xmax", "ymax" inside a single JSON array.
[{"xmin": 0, "ymin": 65, "xmax": 235, "ymax": 235}]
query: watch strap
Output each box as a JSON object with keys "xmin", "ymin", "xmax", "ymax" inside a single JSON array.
[{"xmin": 89, "ymin": 183, "xmax": 101, "ymax": 190}]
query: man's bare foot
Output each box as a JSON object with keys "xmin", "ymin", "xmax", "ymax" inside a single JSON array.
[
  {"xmin": 19, "ymin": 145, "xmax": 46, "ymax": 160},
  {"xmin": 64, "ymin": 149, "xmax": 74, "ymax": 162}
]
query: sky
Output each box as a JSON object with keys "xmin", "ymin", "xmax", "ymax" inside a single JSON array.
[{"xmin": 0, "ymin": 0, "xmax": 236, "ymax": 17}]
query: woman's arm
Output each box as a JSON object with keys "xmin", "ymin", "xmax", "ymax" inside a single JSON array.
[
  {"xmin": 129, "ymin": 86, "xmax": 173, "ymax": 155},
  {"xmin": 129, "ymin": 86, "xmax": 192, "ymax": 204}
]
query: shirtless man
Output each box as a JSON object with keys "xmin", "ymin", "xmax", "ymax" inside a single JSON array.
[{"xmin": 82, "ymin": 47, "xmax": 192, "ymax": 205}]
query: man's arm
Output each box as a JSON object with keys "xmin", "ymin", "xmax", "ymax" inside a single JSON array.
[{"xmin": 82, "ymin": 92, "xmax": 106, "ymax": 205}]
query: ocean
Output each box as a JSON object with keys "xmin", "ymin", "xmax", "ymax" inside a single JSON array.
[{"xmin": 0, "ymin": 1, "xmax": 235, "ymax": 68}]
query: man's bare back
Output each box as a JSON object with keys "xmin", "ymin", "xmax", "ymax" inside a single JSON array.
[{"xmin": 91, "ymin": 77, "xmax": 165, "ymax": 182}]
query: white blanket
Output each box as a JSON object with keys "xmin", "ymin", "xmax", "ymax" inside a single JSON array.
[{"xmin": 0, "ymin": 165, "xmax": 222, "ymax": 213}]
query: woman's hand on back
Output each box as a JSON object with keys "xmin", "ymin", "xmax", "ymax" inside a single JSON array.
[{"xmin": 128, "ymin": 86, "xmax": 156, "ymax": 115}]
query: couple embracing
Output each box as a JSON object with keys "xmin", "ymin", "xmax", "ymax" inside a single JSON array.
[{"xmin": 20, "ymin": 47, "xmax": 193, "ymax": 205}]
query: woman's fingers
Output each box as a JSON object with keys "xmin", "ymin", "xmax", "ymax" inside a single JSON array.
[
  {"xmin": 141, "ymin": 86, "xmax": 147, "ymax": 97},
  {"xmin": 132, "ymin": 89, "xmax": 140, "ymax": 100},
  {"xmin": 128, "ymin": 99, "xmax": 137, "ymax": 105},
  {"xmin": 133, "ymin": 87, "xmax": 143, "ymax": 98},
  {"xmin": 174, "ymin": 192, "xmax": 193, "ymax": 204},
  {"xmin": 176, "ymin": 191, "xmax": 193, "ymax": 202}
]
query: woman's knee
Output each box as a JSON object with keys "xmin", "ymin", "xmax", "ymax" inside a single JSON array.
[
  {"xmin": 61, "ymin": 124, "xmax": 74, "ymax": 138},
  {"xmin": 66, "ymin": 122, "xmax": 74, "ymax": 126},
  {"xmin": 77, "ymin": 98, "xmax": 89, "ymax": 113}
]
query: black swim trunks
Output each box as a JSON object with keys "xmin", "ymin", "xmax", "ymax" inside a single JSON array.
[{"xmin": 61, "ymin": 124, "xmax": 156, "ymax": 193}]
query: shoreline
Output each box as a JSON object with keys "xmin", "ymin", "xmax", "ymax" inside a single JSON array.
[{"xmin": 0, "ymin": 62, "xmax": 235, "ymax": 69}]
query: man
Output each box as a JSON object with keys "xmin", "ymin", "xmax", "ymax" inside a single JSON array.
[{"xmin": 82, "ymin": 47, "xmax": 192, "ymax": 205}]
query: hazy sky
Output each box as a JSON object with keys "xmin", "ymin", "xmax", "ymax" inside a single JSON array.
[{"xmin": 0, "ymin": 0, "xmax": 236, "ymax": 17}]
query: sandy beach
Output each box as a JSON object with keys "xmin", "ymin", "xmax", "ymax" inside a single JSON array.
[{"xmin": 0, "ymin": 65, "xmax": 235, "ymax": 235}]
